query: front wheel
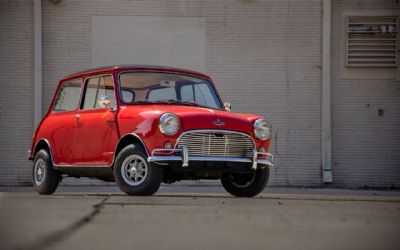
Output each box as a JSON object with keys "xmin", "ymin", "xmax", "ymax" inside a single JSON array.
[
  {"xmin": 114, "ymin": 144, "xmax": 163, "ymax": 196},
  {"xmin": 221, "ymin": 167, "xmax": 269, "ymax": 197},
  {"xmin": 32, "ymin": 149, "xmax": 60, "ymax": 195}
]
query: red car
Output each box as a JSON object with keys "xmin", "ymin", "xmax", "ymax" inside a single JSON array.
[{"xmin": 28, "ymin": 65, "xmax": 273, "ymax": 197}]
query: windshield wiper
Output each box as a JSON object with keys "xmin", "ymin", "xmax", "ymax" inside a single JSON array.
[
  {"xmin": 131, "ymin": 101, "xmax": 157, "ymax": 104},
  {"xmin": 131, "ymin": 100, "xmax": 210, "ymax": 109},
  {"xmin": 153, "ymin": 100, "xmax": 202, "ymax": 107}
]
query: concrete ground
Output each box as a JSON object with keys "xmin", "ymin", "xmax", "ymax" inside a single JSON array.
[{"xmin": 0, "ymin": 182, "xmax": 399, "ymax": 250}]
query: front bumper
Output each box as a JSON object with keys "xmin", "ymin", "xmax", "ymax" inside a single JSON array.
[{"xmin": 147, "ymin": 146, "xmax": 273, "ymax": 170}]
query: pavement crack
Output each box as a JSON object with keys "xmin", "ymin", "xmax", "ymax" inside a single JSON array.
[{"xmin": 16, "ymin": 196, "xmax": 110, "ymax": 250}]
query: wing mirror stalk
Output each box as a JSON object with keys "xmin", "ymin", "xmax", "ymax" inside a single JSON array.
[{"xmin": 224, "ymin": 102, "xmax": 231, "ymax": 112}]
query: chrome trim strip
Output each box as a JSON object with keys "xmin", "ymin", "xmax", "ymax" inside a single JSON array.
[
  {"xmin": 190, "ymin": 156, "xmax": 253, "ymax": 163},
  {"xmin": 56, "ymin": 165, "xmax": 110, "ymax": 168},
  {"xmin": 148, "ymin": 156, "xmax": 183, "ymax": 162},
  {"xmin": 152, "ymin": 148, "xmax": 182, "ymax": 154},
  {"xmin": 147, "ymin": 155, "xmax": 273, "ymax": 167}
]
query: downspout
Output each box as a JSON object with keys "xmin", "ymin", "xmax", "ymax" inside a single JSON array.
[
  {"xmin": 322, "ymin": 0, "xmax": 333, "ymax": 183},
  {"xmin": 33, "ymin": 0, "xmax": 42, "ymax": 129}
]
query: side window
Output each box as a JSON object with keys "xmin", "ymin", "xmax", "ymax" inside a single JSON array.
[
  {"xmin": 121, "ymin": 90, "xmax": 135, "ymax": 103},
  {"xmin": 179, "ymin": 83, "xmax": 219, "ymax": 108},
  {"xmin": 194, "ymin": 83, "xmax": 219, "ymax": 108},
  {"xmin": 180, "ymin": 85, "xmax": 194, "ymax": 102},
  {"xmin": 147, "ymin": 87, "xmax": 176, "ymax": 101},
  {"xmin": 81, "ymin": 75, "xmax": 116, "ymax": 110},
  {"xmin": 53, "ymin": 79, "xmax": 82, "ymax": 112}
]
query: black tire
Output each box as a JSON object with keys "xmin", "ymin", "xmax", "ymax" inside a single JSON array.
[
  {"xmin": 32, "ymin": 149, "xmax": 60, "ymax": 195},
  {"xmin": 221, "ymin": 167, "xmax": 269, "ymax": 197},
  {"xmin": 114, "ymin": 144, "xmax": 163, "ymax": 196}
]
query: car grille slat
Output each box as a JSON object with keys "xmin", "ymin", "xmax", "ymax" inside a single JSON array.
[{"xmin": 176, "ymin": 130, "xmax": 255, "ymax": 158}]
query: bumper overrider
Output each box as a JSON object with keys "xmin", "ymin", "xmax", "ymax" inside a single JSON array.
[{"xmin": 147, "ymin": 146, "xmax": 274, "ymax": 170}]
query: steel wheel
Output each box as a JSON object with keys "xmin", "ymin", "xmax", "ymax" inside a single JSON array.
[
  {"xmin": 121, "ymin": 155, "xmax": 148, "ymax": 186},
  {"xmin": 114, "ymin": 144, "xmax": 163, "ymax": 196},
  {"xmin": 34, "ymin": 158, "xmax": 46, "ymax": 186},
  {"xmin": 32, "ymin": 149, "xmax": 60, "ymax": 195}
]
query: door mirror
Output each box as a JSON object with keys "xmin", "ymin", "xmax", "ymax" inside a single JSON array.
[
  {"xmin": 98, "ymin": 95, "xmax": 111, "ymax": 108},
  {"xmin": 224, "ymin": 102, "xmax": 231, "ymax": 112}
]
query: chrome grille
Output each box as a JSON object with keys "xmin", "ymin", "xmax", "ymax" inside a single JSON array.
[{"xmin": 176, "ymin": 130, "xmax": 255, "ymax": 158}]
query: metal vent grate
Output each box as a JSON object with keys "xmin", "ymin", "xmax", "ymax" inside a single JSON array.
[{"xmin": 346, "ymin": 16, "xmax": 398, "ymax": 67}]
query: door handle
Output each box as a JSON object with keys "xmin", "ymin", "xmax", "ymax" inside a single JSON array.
[{"xmin": 74, "ymin": 114, "xmax": 80, "ymax": 120}]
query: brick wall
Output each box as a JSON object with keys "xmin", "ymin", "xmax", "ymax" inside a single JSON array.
[
  {"xmin": 39, "ymin": 0, "xmax": 323, "ymax": 187},
  {"xmin": 331, "ymin": 0, "xmax": 400, "ymax": 188},
  {"xmin": 1, "ymin": 0, "xmax": 398, "ymax": 188},
  {"xmin": 0, "ymin": 0, "xmax": 34, "ymax": 185}
]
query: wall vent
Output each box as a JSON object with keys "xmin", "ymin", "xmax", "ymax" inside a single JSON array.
[{"xmin": 346, "ymin": 16, "xmax": 398, "ymax": 67}]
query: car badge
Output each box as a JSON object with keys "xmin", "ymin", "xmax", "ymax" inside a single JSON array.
[{"xmin": 213, "ymin": 119, "xmax": 225, "ymax": 126}]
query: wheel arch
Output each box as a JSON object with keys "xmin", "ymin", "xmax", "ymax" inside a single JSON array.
[
  {"xmin": 33, "ymin": 139, "xmax": 53, "ymax": 160},
  {"xmin": 112, "ymin": 133, "xmax": 149, "ymax": 168}
]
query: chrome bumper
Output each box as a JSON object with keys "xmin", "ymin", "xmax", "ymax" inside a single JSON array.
[{"xmin": 147, "ymin": 146, "xmax": 273, "ymax": 170}]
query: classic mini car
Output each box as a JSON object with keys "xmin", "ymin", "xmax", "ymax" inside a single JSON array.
[{"xmin": 29, "ymin": 65, "xmax": 273, "ymax": 197}]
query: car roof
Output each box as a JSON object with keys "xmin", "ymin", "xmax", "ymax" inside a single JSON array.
[{"xmin": 62, "ymin": 65, "xmax": 210, "ymax": 80}]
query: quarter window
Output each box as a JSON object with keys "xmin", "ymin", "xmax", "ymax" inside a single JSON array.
[
  {"xmin": 81, "ymin": 75, "xmax": 116, "ymax": 110},
  {"xmin": 53, "ymin": 79, "xmax": 82, "ymax": 112}
]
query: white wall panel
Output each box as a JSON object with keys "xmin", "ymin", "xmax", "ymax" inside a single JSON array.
[{"xmin": 92, "ymin": 16, "xmax": 206, "ymax": 72}]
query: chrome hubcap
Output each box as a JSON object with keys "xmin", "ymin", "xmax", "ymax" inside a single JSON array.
[
  {"xmin": 34, "ymin": 159, "xmax": 46, "ymax": 186},
  {"xmin": 121, "ymin": 155, "xmax": 148, "ymax": 186}
]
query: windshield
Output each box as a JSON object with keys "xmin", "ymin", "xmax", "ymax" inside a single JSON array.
[{"xmin": 118, "ymin": 72, "xmax": 223, "ymax": 110}]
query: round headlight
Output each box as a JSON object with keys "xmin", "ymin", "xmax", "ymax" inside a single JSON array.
[
  {"xmin": 159, "ymin": 113, "xmax": 180, "ymax": 135},
  {"xmin": 253, "ymin": 118, "xmax": 271, "ymax": 141}
]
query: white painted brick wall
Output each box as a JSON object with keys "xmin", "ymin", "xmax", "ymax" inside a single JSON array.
[
  {"xmin": 331, "ymin": 0, "xmax": 400, "ymax": 188},
  {"xmin": 0, "ymin": 0, "xmax": 34, "ymax": 185},
  {"xmin": 1, "ymin": 0, "xmax": 398, "ymax": 188},
  {"xmin": 39, "ymin": 0, "xmax": 323, "ymax": 187}
]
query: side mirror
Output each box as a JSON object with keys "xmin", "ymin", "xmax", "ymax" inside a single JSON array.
[
  {"xmin": 224, "ymin": 102, "xmax": 231, "ymax": 112},
  {"xmin": 98, "ymin": 95, "xmax": 111, "ymax": 108}
]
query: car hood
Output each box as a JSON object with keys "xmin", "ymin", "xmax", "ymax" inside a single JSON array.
[
  {"xmin": 123, "ymin": 104, "xmax": 261, "ymax": 133},
  {"xmin": 178, "ymin": 107, "xmax": 260, "ymax": 132}
]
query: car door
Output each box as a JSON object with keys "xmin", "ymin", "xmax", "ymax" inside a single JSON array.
[
  {"xmin": 49, "ymin": 78, "xmax": 83, "ymax": 165},
  {"xmin": 69, "ymin": 74, "xmax": 119, "ymax": 165}
]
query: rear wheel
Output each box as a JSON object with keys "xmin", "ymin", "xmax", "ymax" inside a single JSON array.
[
  {"xmin": 32, "ymin": 149, "xmax": 60, "ymax": 195},
  {"xmin": 114, "ymin": 144, "xmax": 163, "ymax": 196},
  {"xmin": 221, "ymin": 167, "xmax": 269, "ymax": 197}
]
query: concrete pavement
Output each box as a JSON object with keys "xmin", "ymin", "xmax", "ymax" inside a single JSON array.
[{"xmin": 0, "ymin": 184, "xmax": 399, "ymax": 250}]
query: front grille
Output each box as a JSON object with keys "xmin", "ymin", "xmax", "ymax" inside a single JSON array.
[{"xmin": 176, "ymin": 130, "xmax": 255, "ymax": 158}]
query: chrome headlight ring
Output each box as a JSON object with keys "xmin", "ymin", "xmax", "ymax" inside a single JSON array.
[
  {"xmin": 159, "ymin": 113, "xmax": 180, "ymax": 135},
  {"xmin": 253, "ymin": 118, "xmax": 271, "ymax": 141}
]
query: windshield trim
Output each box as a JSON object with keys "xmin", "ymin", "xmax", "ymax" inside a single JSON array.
[{"xmin": 117, "ymin": 70, "xmax": 224, "ymax": 111}]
